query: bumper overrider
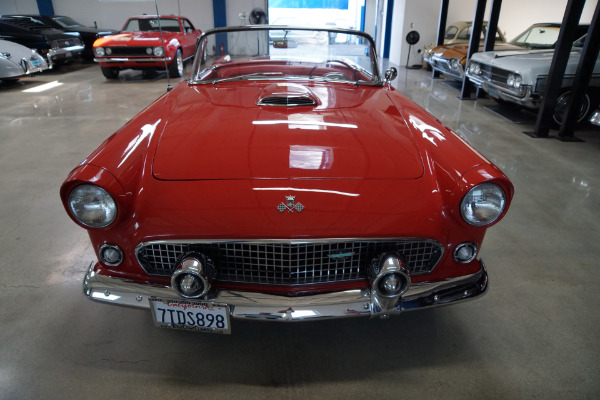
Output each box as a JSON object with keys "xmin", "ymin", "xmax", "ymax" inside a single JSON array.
[{"xmin": 83, "ymin": 259, "xmax": 489, "ymax": 321}]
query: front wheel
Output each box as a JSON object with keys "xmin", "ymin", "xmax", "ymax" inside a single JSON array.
[
  {"xmin": 168, "ymin": 49, "xmax": 183, "ymax": 78},
  {"xmin": 553, "ymin": 90, "xmax": 591, "ymax": 126},
  {"xmin": 101, "ymin": 66, "xmax": 120, "ymax": 80}
]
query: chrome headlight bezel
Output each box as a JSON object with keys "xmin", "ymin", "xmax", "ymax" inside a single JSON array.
[
  {"xmin": 68, "ymin": 184, "xmax": 117, "ymax": 228},
  {"xmin": 94, "ymin": 47, "xmax": 105, "ymax": 57},
  {"xmin": 460, "ymin": 183, "xmax": 507, "ymax": 226},
  {"xmin": 470, "ymin": 62, "xmax": 481, "ymax": 75},
  {"xmin": 449, "ymin": 58, "xmax": 460, "ymax": 70},
  {"xmin": 153, "ymin": 46, "xmax": 164, "ymax": 57}
]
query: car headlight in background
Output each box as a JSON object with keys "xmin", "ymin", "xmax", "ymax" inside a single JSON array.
[
  {"xmin": 460, "ymin": 183, "xmax": 506, "ymax": 226},
  {"xmin": 94, "ymin": 47, "xmax": 105, "ymax": 57},
  {"xmin": 469, "ymin": 62, "xmax": 481, "ymax": 75},
  {"xmin": 68, "ymin": 184, "xmax": 117, "ymax": 228},
  {"xmin": 153, "ymin": 46, "xmax": 164, "ymax": 56},
  {"xmin": 449, "ymin": 58, "xmax": 460, "ymax": 70},
  {"xmin": 507, "ymin": 73, "xmax": 522, "ymax": 88}
]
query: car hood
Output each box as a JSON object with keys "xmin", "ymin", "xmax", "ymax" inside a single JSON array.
[
  {"xmin": 470, "ymin": 48, "xmax": 586, "ymax": 76},
  {"xmin": 433, "ymin": 43, "xmax": 522, "ymax": 60},
  {"xmin": 152, "ymin": 82, "xmax": 425, "ymax": 180},
  {"xmin": 94, "ymin": 31, "xmax": 169, "ymax": 46}
]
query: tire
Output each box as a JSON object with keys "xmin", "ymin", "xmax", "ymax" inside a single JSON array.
[
  {"xmin": 168, "ymin": 49, "xmax": 183, "ymax": 78},
  {"xmin": 101, "ymin": 66, "xmax": 120, "ymax": 80},
  {"xmin": 552, "ymin": 90, "xmax": 591, "ymax": 125}
]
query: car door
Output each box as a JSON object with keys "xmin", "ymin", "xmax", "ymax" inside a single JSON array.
[{"xmin": 180, "ymin": 19, "xmax": 200, "ymax": 58}]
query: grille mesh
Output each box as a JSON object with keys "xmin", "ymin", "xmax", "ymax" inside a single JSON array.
[{"xmin": 136, "ymin": 239, "xmax": 443, "ymax": 284}]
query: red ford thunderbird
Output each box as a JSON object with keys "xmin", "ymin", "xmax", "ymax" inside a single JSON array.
[
  {"xmin": 61, "ymin": 26, "xmax": 513, "ymax": 334},
  {"xmin": 93, "ymin": 15, "xmax": 201, "ymax": 79}
]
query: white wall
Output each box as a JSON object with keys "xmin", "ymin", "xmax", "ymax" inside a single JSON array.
[
  {"xmin": 387, "ymin": 0, "xmax": 598, "ymax": 70},
  {"xmin": 0, "ymin": 0, "xmax": 39, "ymax": 14}
]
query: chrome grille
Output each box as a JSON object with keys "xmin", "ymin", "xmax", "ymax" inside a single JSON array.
[{"xmin": 136, "ymin": 239, "xmax": 443, "ymax": 284}]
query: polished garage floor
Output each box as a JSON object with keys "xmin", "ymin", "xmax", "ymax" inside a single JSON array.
[{"xmin": 1, "ymin": 61, "xmax": 599, "ymax": 399}]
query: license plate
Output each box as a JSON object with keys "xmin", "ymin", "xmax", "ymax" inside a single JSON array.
[
  {"xmin": 30, "ymin": 58, "xmax": 42, "ymax": 67},
  {"xmin": 487, "ymin": 86, "xmax": 500, "ymax": 99},
  {"xmin": 65, "ymin": 51, "xmax": 73, "ymax": 58},
  {"xmin": 149, "ymin": 297, "xmax": 231, "ymax": 334}
]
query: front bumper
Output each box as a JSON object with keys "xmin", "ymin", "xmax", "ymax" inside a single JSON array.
[
  {"xmin": 48, "ymin": 45, "xmax": 85, "ymax": 61},
  {"xmin": 430, "ymin": 56, "xmax": 464, "ymax": 81},
  {"xmin": 83, "ymin": 260, "xmax": 489, "ymax": 320},
  {"xmin": 468, "ymin": 75, "xmax": 538, "ymax": 108}
]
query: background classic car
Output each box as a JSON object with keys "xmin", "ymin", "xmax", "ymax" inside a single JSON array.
[
  {"xmin": 60, "ymin": 26, "xmax": 513, "ymax": 334},
  {"xmin": 425, "ymin": 23, "xmax": 589, "ymax": 81},
  {"xmin": 466, "ymin": 34, "xmax": 598, "ymax": 124},
  {"xmin": 6, "ymin": 14, "xmax": 118, "ymax": 60},
  {"xmin": 0, "ymin": 15, "xmax": 84, "ymax": 65},
  {"xmin": 0, "ymin": 38, "xmax": 49, "ymax": 81},
  {"xmin": 92, "ymin": 15, "xmax": 201, "ymax": 79},
  {"xmin": 421, "ymin": 21, "xmax": 507, "ymax": 70}
]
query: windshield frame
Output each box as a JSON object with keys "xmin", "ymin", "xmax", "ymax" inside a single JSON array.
[{"xmin": 189, "ymin": 25, "xmax": 383, "ymax": 87}]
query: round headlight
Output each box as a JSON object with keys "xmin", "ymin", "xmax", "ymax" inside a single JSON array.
[
  {"xmin": 460, "ymin": 183, "xmax": 506, "ymax": 226},
  {"xmin": 514, "ymin": 75, "xmax": 522, "ymax": 88},
  {"xmin": 153, "ymin": 46, "xmax": 164, "ymax": 56},
  {"xmin": 94, "ymin": 47, "xmax": 105, "ymax": 57},
  {"xmin": 68, "ymin": 185, "xmax": 117, "ymax": 228},
  {"xmin": 507, "ymin": 74, "xmax": 515, "ymax": 87},
  {"xmin": 472, "ymin": 63, "xmax": 481, "ymax": 75},
  {"xmin": 105, "ymin": 47, "xmax": 112, "ymax": 55},
  {"xmin": 450, "ymin": 58, "xmax": 460, "ymax": 70},
  {"xmin": 146, "ymin": 47, "xmax": 153, "ymax": 55}
]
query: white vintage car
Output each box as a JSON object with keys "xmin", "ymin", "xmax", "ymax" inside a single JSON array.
[
  {"xmin": 0, "ymin": 39, "xmax": 49, "ymax": 82},
  {"xmin": 466, "ymin": 35, "xmax": 599, "ymax": 124}
]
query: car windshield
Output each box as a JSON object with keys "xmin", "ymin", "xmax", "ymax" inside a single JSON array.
[
  {"xmin": 510, "ymin": 25, "xmax": 561, "ymax": 49},
  {"xmin": 191, "ymin": 27, "xmax": 380, "ymax": 85},
  {"xmin": 122, "ymin": 18, "xmax": 181, "ymax": 33},
  {"xmin": 52, "ymin": 16, "xmax": 82, "ymax": 28}
]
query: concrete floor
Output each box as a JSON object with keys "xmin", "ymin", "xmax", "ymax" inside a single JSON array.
[{"xmin": 1, "ymin": 61, "xmax": 599, "ymax": 399}]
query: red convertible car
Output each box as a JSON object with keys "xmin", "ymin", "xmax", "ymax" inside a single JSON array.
[
  {"xmin": 61, "ymin": 26, "xmax": 513, "ymax": 334},
  {"xmin": 93, "ymin": 15, "xmax": 201, "ymax": 79}
]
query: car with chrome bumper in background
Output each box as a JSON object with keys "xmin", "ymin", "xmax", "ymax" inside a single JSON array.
[
  {"xmin": 0, "ymin": 39, "xmax": 49, "ymax": 81},
  {"xmin": 60, "ymin": 26, "xmax": 513, "ymax": 334},
  {"xmin": 6, "ymin": 14, "xmax": 118, "ymax": 60},
  {"xmin": 0, "ymin": 16, "xmax": 84, "ymax": 66},
  {"xmin": 425, "ymin": 23, "xmax": 589, "ymax": 82},
  {"xmin": 466, "ymin": 33, "xmax": 599, "ymax": 125},
  {"xmin": 421, "ymin": 21, "xmax": 506, "ymax": 70},
  {"xmin": 92, "ymin": 15, "xmax": 201, "ymax": 79}
]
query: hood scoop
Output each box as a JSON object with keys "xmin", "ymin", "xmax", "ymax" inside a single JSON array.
[{"xmin": 257, "ymin": 83, "xmax": 319, "ymax": 107}]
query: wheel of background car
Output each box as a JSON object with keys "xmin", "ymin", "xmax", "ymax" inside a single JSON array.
[
  {"xmin": 100, "ymin": 66, "xmax": 120, "ymax": 80},
  {"xmin": 168, "ymin": 49, "xmax": 184, "ymax": 78},
  {"xmin": 552, "ymin": 90, "xmax": 591, "ymax": 125}
]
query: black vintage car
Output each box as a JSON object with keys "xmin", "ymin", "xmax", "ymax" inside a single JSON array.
[
  {"xmin": 0, "ymin": 16, "xmax": 85, "ymax": 65},
  {"xmin": 6, "ymin": 15, "xmax": 117, "ymax": 60}
]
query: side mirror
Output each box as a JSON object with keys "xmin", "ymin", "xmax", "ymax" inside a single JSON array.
[{"xmin": 384, "ymin": 67, "xmax": 397, "ymax": 84}]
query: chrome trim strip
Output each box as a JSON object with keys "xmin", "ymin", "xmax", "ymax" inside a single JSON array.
[
  {"xmin": 94, "ymin": 57, "xmax": 172, "ymax": 63},
  {"xmin": 83, "ymin": 260, "xmax": 487, "ymax": 320},
  {"xmin": 48, "ymin": 45, "xmax": 85, "ymax": 55}
]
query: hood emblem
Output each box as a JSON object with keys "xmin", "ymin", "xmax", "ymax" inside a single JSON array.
[{"xmin": 277, "ymin": 195, "xmax": 304, "ymax": 213}]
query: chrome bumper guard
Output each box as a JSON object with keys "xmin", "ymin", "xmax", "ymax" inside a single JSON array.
[{"xmin": 83, "ymin": 261, "xmax": 488, "ymax": 321}]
